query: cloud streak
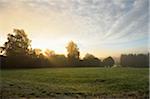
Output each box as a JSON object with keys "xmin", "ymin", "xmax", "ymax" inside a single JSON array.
[{"xmin": 0, "ymin": 0, "xmax": 148, "ymax": 57}]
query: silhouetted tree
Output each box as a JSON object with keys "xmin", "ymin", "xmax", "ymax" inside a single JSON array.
[
  {"xmin": 44, "ymin": 49, "xmax": 67, "ymax": 67},
  {"xmin": 2, "ymin": 29, "xmax": 148, "ymax": 69},
  {"xmin": 66, "ymin": 41, "xmax": 80, "ymax": 66},
  {"xmin": 2, "ymin": 29, "xmax": 31, "ymax": 56},
  {"xmin": 82, "ymin": 53, "xmax": 102, "ymax": 66},
  {"xmin": 27, "ymin": 48, "xmax": 50, "ymax": 67},
  {"xmin": 103, "ymin": 56, "xmax": 115, "ymax": 67},
  {"xmin": 1, "ymin": 29, "xmax": 32, "ymax": 68},
  {"xmin": 120, "ymin": 53, "xmax": 149, "ymax": 67},
  {"xmin": 0, "ymin": 55, "xmax": 6, "ymax": 67},
  {"xmin": 0, "ymin": 46, "xmax": 5, "ymax": 55}
]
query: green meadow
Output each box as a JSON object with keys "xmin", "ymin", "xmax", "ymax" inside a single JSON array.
[{"xmin": 0, "ymin": 67, "xmax": 149, "ymax": 98}]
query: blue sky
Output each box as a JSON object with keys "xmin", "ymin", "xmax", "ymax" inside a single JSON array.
[{"xmin": 0, "ymin": 0, "xmax": 149, "ymax": 57}]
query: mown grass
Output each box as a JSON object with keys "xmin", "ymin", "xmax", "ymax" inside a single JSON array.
[{"xmin": 0, "ymin": 67, "xmax": 149, "ymax": 98}]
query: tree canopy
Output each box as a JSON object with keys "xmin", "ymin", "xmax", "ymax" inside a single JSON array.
[
  {"xmin": 66, "ymin": 41, "xmax": 80, "ymax": 66},
  {"xmin": 103, "ymin": 56, "xmax": 115, "ymax": 67},
  {"xmin": 82, "ymin": 53, "xmax": 102, "ymax": 66},
  {"xmin": 66, "ymin": 41, "xmax": 80, "ymax": 59},
  {"xmin": 2, "ymin": 29, "xmax": 31, "ymax": 56}
]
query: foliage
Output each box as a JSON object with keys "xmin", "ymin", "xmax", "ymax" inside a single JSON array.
[
  {"xmin": 120, "ymin": 54, "xmax": 149, "ymax": 67},
  {"xmin": 103, "ymin": 56, "xmax": 115, "ymax": 67},
  {"xmin": 2, "ymin": 29, "xmax": 31, "ymax": 56},
  {"xmin": 44, "ymin": 49, "xmax": 55, "ymax": 57},
  {"xmin": 0, "ymin": 29, "xmax": 32, "ymax": 67},
  {"xmin": 47, "ymin": 54, "xmax": 68, "ymax": 67},
  {"xmin": 66, "ymin": 41, "xmax": 80, "ymax": 66},
  {"xmin": 0, "ymin": 29, "xmax": 148, "ymax": 68},
  {"xmin": 82, "ymin": 53, "xmax": 102, "ymax": 66}
]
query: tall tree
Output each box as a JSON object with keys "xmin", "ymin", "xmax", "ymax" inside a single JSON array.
[
  {"xmin": 2, "ymin": 29, "xmax": 31, "ymax": 56},
  {"xmin": 1, "ymin": 29, "xmax": 31, "ymax": 67},
  {"xmin": 66, "ymin": 41, "xmax": 80, "ymax": 66}
]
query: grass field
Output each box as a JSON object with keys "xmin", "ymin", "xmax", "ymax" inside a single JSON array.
[{"xmin": 0, "ymin": 67, "xmax": 149, "ymax": 98}]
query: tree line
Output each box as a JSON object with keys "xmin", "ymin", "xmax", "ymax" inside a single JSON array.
[
  {"xmin": 0, "ymin": 29, "xmax": 115, "ymax": 69},
  {"xmin": 120, "ymin": 54, "xmax": 149, "ymax": 67}
]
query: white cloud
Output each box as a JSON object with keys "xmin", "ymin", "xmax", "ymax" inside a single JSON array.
[
  {"xmin": 0, "ymin": 0, "xmax": 148, "ymax": 56},
  {"xmin": 102, "ymin": 0, "xmax": 148, "ymax": 43}
]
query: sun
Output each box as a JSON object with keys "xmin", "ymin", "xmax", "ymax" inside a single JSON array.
[
  {"xmin": 31, "ymin": 39, "xmax": 68, "ymax": 55},
  {"xmin": 31, "ymin": 42, "xmax": 47, "ymax": 51}
]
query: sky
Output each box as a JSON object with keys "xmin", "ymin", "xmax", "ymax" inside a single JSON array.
[{"xmin": 0, "ymin": 0, "xmax": 149, "ymax": 58}]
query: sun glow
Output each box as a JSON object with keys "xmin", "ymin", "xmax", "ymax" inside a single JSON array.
[
  {"xmin": 31, "ymin": 38, "xmax": 71, "ymax": 55},
  {"xmin": 0, "ymin": 0, "xmax": 148, "ymax": 58}
]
